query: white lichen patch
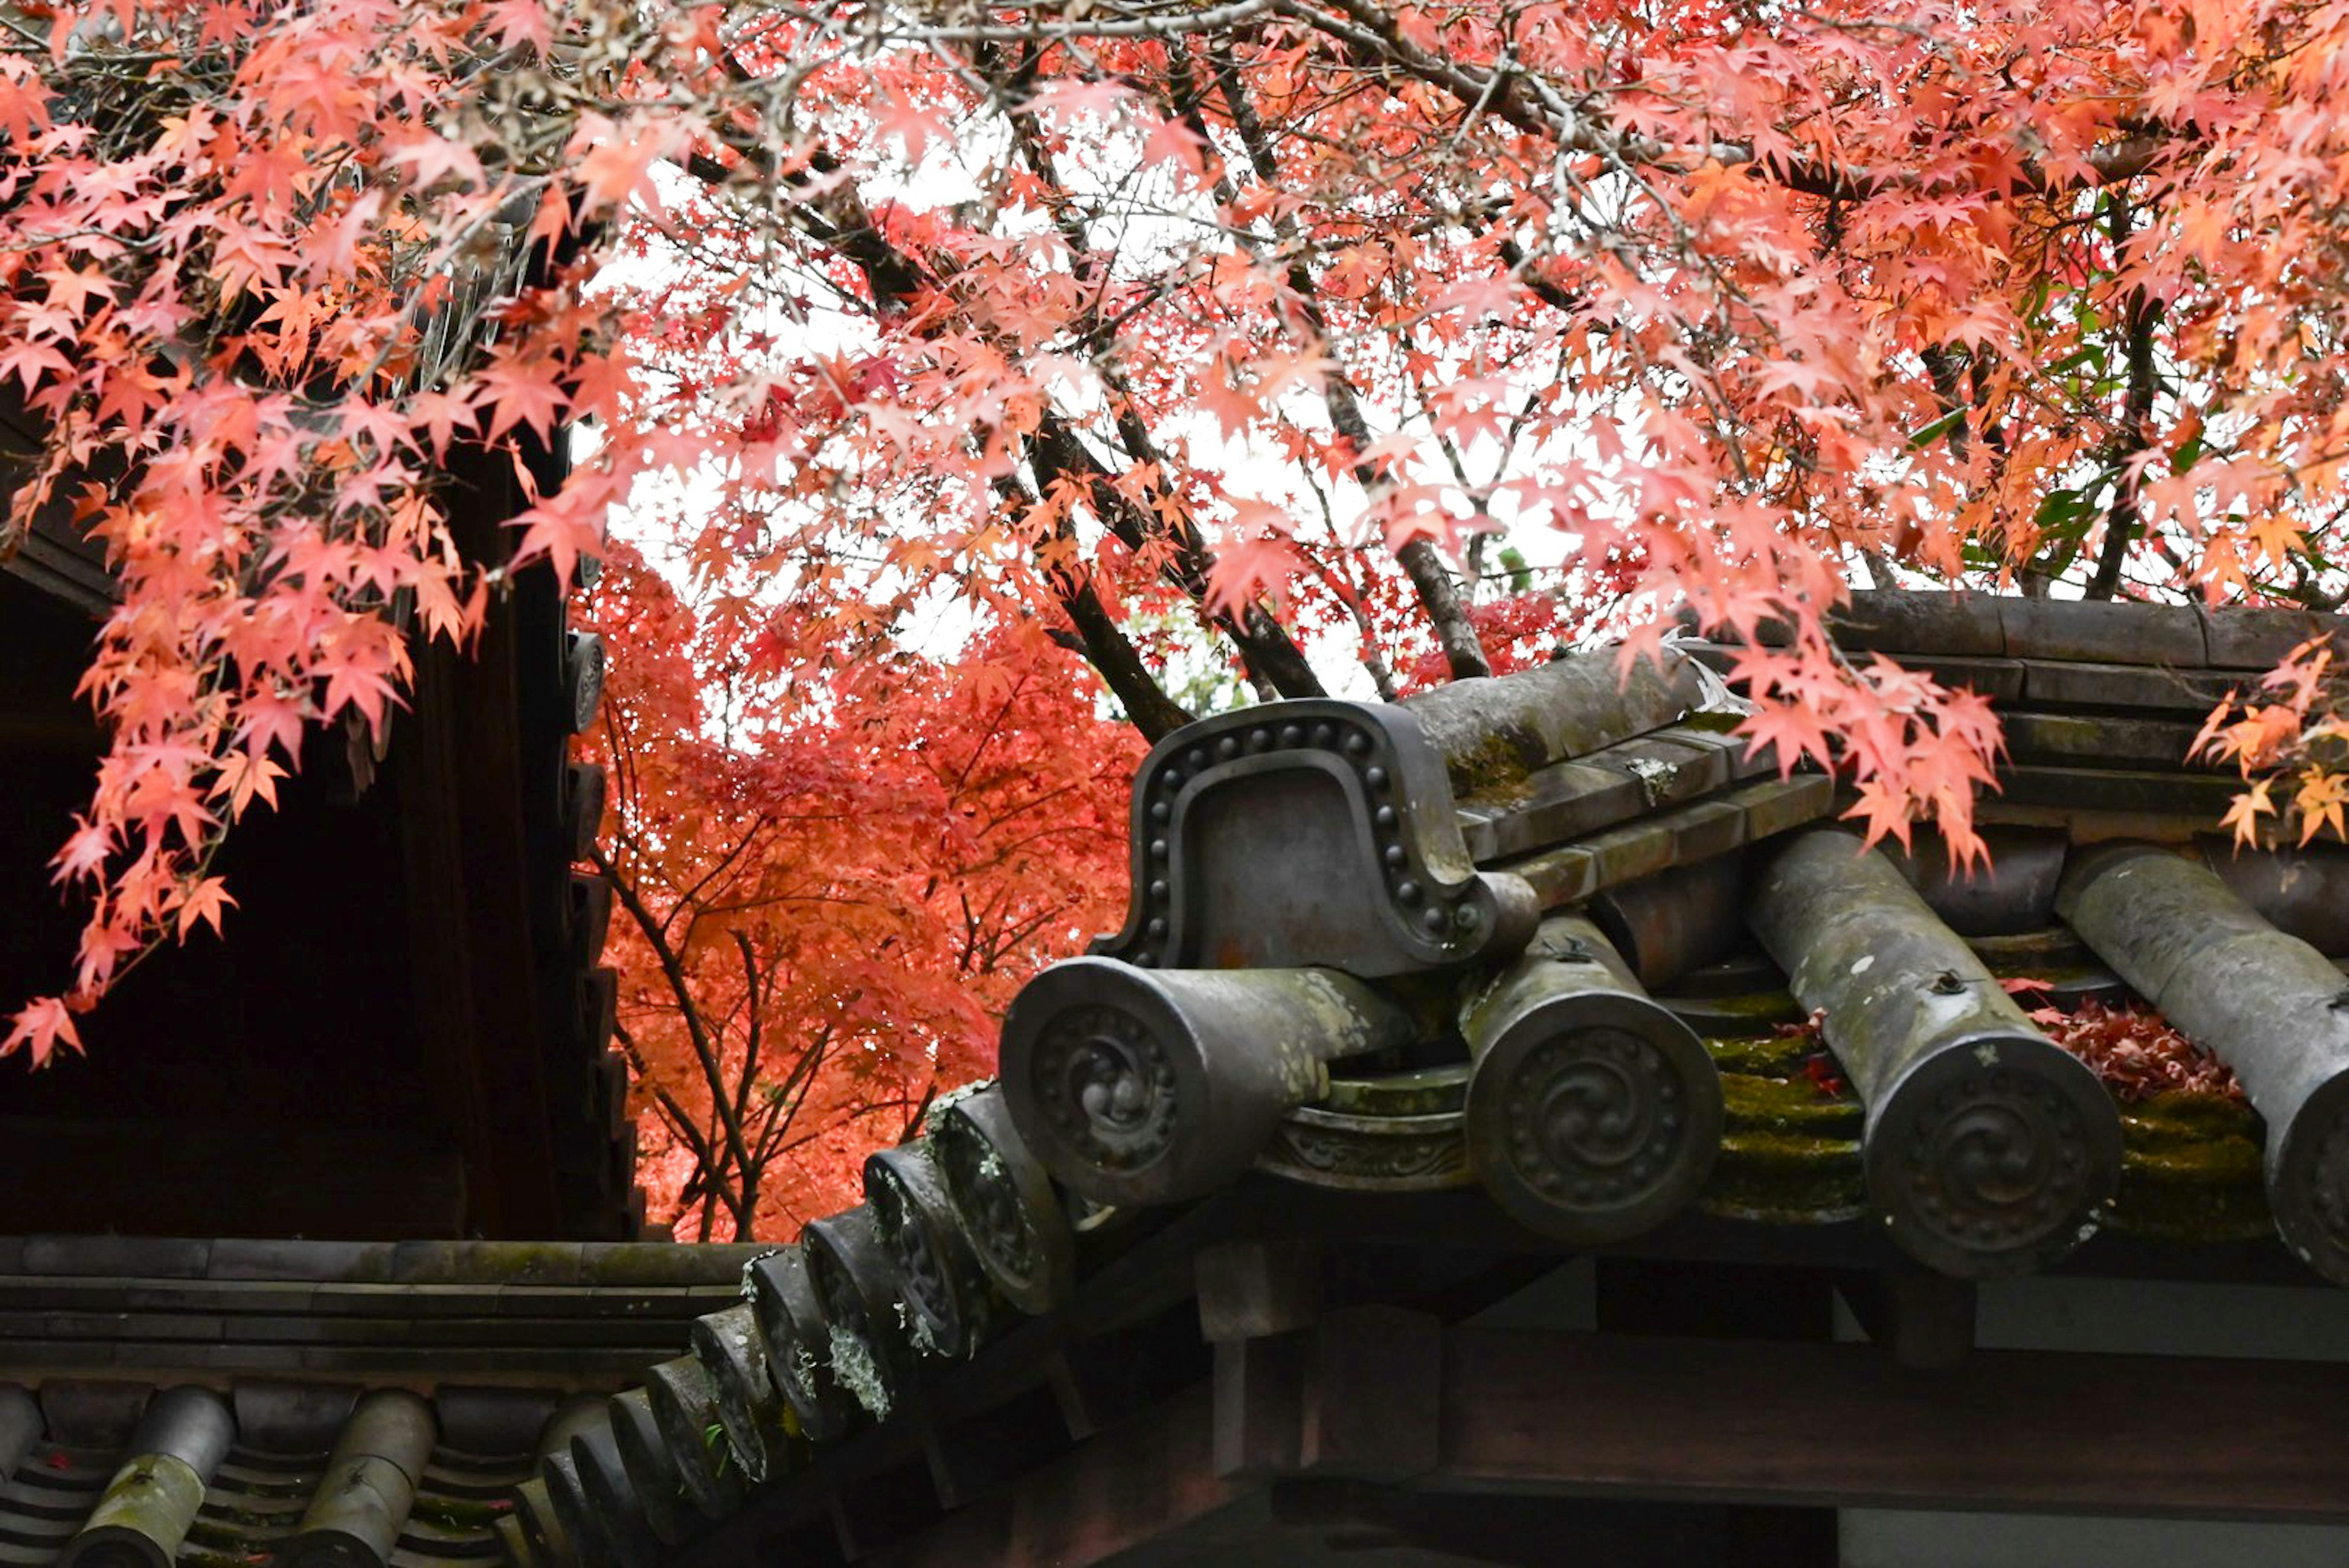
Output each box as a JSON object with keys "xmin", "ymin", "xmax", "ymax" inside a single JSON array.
[
  {"xmin": 829, "ymin": 1326, "xmax": 894, "ymax": 1421},
  {"xmin": 738, "ymin": 1247, "xmax": 784, "ymax": 1301},
  {"xmin": 896, "ymin": 1295, "xmax": 941, "ymax": 1356},
  {"xmin": 1624, "ymin": 755, "xmax": 1680, "ymax": 802},
  {"xmin": 1973, "ymin": 1041, "xmax": 2001, "ymax": 1068},
  {"xmin": 1850, "ymin": 955, "xmax": 1874, "ymax": 976},
  {"xmin": 923, "ymin": 1077, "xmax": 997, "ymax": 1138}
]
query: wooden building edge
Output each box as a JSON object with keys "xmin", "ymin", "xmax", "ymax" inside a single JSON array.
[{"xmin": 1, "ymin": 412, "xmax": 639, "ymax": 1243}]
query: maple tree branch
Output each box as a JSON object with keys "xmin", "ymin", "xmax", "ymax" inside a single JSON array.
[
  {"xmin": 1168, "ymin": 40, "xmax": 1482, "ymax": 692},
  {"xmin": 724, "ymin": 929, "xmax": 768, "ymax": 1223},
  {"xmin": 2088, "ymin": 196, "xmax": 2167, "ymax": 601},
  {"xmin": 591, "ymin": 843, "xmax": 762, "ymax": 1230},
  {"xmin": 1264, "ymin": 0, "xmax": 2173, "ymax": 203},
  {"xmin": 1297, "ymin": 468, "xmax": 1404, "ymax": 700},
  {"xmin": 938, "ymin": 675, "xmax": 1030, "ymax": 800},
  {"xmin": 686, "ymin": 125, "xmax": 1203, "ymax": 737},
  {"xmin": 1491, "ymin": 231, "xmax": 1589, "ymax": 318},
  {"xmin": 650, "ymin": 812, "xmax": 779, "ymax": 944},
  {"xmin": 1004, "ymin": 472, "xmax": 1199, "ymax": 739},
  {"xmin": 978, "ymin": 899, "xmax": 1069, "ymax": 968},
  {"xmin": 988, "ymin": 80, "xmax": 1327, "ymax": 700},
  {"xmin": 1208, "ymin": 50, "xmax": 1491, "ymax": 679},
  {"xmin": 1026, "ymin": 414, "xmax": 1327, "ymax": 698},
  {"xmin": 613, "ymin": 1017, "xmax": 725, "ymax": 1227},
  {"xmin": 612, "ymin": 1019, "xmax": 713, "ymax": 1168},
  {"xmin": 900, "ymin": 0, "xmax": 1277, "ymax": 42},
  {"xmin": 899, "ymin": 1080, "xmax": 940, "ymax": 1144},
  {"xmin": 746, "ymin": 992, "xmax": 863, "ymax": 1185}
]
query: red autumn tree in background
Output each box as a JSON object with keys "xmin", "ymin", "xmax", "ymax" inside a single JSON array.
[
  {"xmin": 3, "ymin": 0, "xmax": 2348, "ymax": 1233},
  {"xmin": 582, "ymin": 541, "xmax": 1138, "ymax": 1237}
]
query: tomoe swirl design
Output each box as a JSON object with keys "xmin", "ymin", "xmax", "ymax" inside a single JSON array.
[
  {"xmin": 1502, "ymin": 1026, "xmax": 1690, "ymax": 1211},
  {"xmin": 1895, "ymin": 1071, "xmax": 2091, "ymax": 1255},
  {"xmin": 2282, "ymin": 1101, "xmax": 2349, "ymax": 1267},
  {"xmin": 866, "ymin": 1161, "xmax": 957, "ymax": 1354},
  {"xmin": 1029, "ymin": 1001, "xmax": 1179, "ymax": 1173},
  {"xmin": 936, "ymin": 1113, "xmax": 1041, "ymax": 1285}
]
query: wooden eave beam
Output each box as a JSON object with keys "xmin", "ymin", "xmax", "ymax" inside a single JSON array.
[
  {"xmin": 0, "ymin": 1117, "xmax": 464, "ymax": 1239},
  {"xmin": 880, "ymin": 1384, "xmax": 1252, "ymax": 1568},
  {"xmin": 844, "ymin": 1312, "xmax": 2349, "ymax": 1567},
  {"xmin": 1236, "ymin": 1319, "xmax": 2349, "ymax": 1522}
]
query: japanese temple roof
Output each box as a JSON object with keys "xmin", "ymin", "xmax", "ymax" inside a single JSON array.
[
  {"xmin": 399, "ymin": 592, "xmax": 2349, "ymax": 1568},
  {"xmin": 0, "ymin": 1240, "xmax": 767, "ymax": 1568},
  {"xmin": 7, "ymin": 595, "xmax": 2345, "ymax": 1565}
]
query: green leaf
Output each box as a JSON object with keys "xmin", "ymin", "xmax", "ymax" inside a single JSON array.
[
  {"xmin": 2033, "ymin": 487, "xmax": 2093, "ymax": 540},
  {"xmin": 1497, "ymin": 544, "xmax": 1534, "ymax": 593},
  {"xmin": 1905, "ymin": 407, "xmax": 1967, "ymax": 451}
]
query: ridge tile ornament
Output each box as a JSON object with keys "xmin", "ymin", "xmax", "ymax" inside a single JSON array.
[
  {"xmin": 1008, "ymin": 612, "xmax": 2345, "ymax": 1269},
  {"xmin": 864, "ymin": 1139, "xmax": 998, "ymax": 1358},
  {"xmin": 689, "ymin": 1306, "xmax": 789, "ymax": 1486},
  {"xmin": 1089, "ymin": 698, "xmax": 1540, "ymax": 975},
  {"xmin": 927, "ymin": 1087, "xmax": 1076, "ymax": 1317},
  {"xmin": 742, "ymin": 1248, "xmax": 853, "ymax": 1443},
  {"xmin": 639, "ymin": 1356, "xmax": 743, "ymax": 1520},
  {"xmin": 603, "ymin": 1390, "xmax": 691, "ymax": 1547},
  {"xmin": 799, "ymin": 1208, "xmax": 919, "ymax": 1421}
]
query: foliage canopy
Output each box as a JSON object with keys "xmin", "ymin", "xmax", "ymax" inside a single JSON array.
[{"xmin": 3, "ymin": 0, "xmax": 2347, "ymax": 1227}]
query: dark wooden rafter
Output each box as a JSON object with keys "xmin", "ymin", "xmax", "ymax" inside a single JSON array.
[{"xmin": 881, "ymin": 1383, "xmax": 1241, "ymax": 1568}]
